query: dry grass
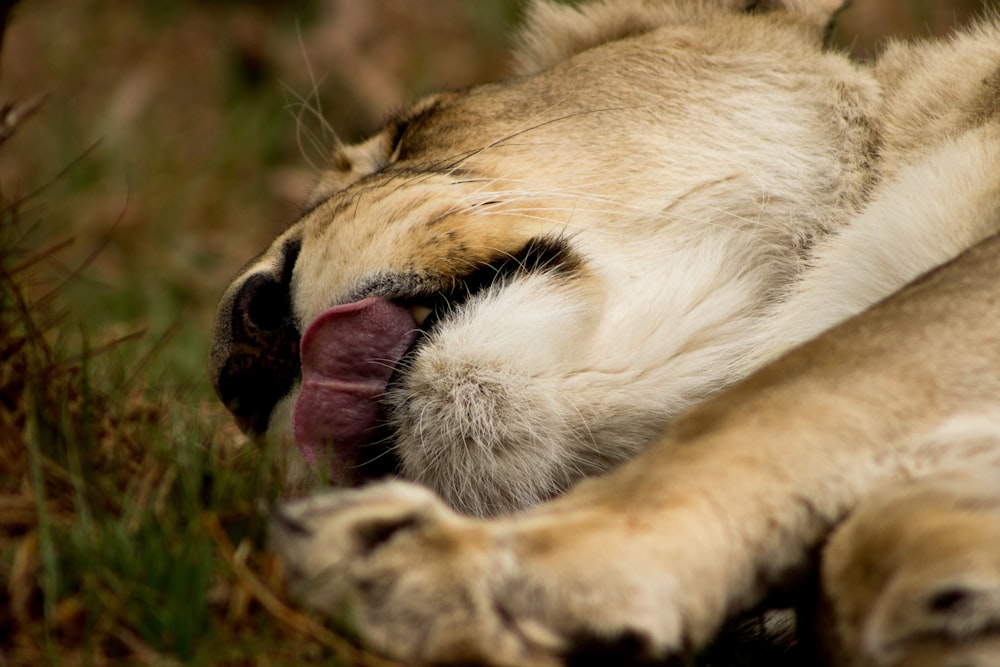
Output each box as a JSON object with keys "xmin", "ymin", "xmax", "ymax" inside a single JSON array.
[
  {"xmin": 1, "ymin": 190, "xmax": 403, "ymax": 664},
  {"xmin": 0, "ymin": 1, "xmax": 996, "ymax": 664},
  {"xmin": 2, "ymin": 190, "xmax": 331, "ymax": 665}
]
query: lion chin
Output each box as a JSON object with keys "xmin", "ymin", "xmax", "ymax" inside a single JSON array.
[{"xmin": 211, "ymin": 0, "xmax": 1000, "ymax": 665}]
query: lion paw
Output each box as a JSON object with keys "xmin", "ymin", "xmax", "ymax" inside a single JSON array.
[{"xmin": 269, "ymin": 481, "xmax": 569, "ymax": 666}]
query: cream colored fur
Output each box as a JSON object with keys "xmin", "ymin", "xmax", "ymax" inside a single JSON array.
[{"xmin": 242, "ymin": 0, "xmax": 1000, "ymax": 665}]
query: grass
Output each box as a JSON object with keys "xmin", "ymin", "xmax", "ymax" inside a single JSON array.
[
  {"xmin": 2, "ymin": 194, "xmax": 335, "ymax": 663},
  {"xmin": 0, "ymin": 3, "xmax": 524, "ymax": 661},
  {"xmin": 1, "ymin": 0, "xmax": 997, "ymax": 665},
  {"xmin": 2, "ymin": 210, "xmax": 408, "ymax": 665}
]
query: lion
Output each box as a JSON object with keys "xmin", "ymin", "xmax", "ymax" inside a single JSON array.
[{"xmin": 209, "ymin": 0, "xmax": 1000, "ymax": 664}]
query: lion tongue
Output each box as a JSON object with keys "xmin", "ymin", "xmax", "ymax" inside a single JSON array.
[{"xmin": 293, "ymin": 297, "xmax": 419, "ymax": 484}]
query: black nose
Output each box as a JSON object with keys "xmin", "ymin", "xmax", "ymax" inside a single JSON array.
[{"xmin": 210, "ymin": 238, "xmax": 302, "ymax": 434}]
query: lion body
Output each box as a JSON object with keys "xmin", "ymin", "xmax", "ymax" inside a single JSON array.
[{"xmin": 210, "ymin": 1, "xmax": 1000, "ymax": 664}]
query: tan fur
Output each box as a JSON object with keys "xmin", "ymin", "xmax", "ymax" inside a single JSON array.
[
  {"xmin": 272, "ymin": 231, "xmax": 1000, "ymax": 666},
  {"xmin": 212, "ymin": 0, "xmax": 885, "ymax": 515},
  {"xmin": 208, "ymin": 0, "xmax": 1000, "ymax": 663}
]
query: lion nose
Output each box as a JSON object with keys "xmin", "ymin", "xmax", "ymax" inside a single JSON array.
[{"xmin": 209, "ymin": 238, "xmax": 301, "ymax": 434}]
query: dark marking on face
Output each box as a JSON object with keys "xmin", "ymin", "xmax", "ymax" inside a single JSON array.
[{"xmin": 367, "ymin": 235, "xmax": 585, "ymax": 333}]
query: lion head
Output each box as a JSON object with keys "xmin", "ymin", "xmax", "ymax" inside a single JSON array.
[{"xmin": 209, "ymin": 0, "xmax": 876, "ymax": 515}]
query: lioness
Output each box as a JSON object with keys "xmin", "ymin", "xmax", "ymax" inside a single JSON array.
[{"xmin": 210, "ymin": 0, "xmax": 1000, "ymax": 664}]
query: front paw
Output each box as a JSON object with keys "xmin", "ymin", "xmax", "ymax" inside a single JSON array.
[{"xmin": 269, "ymin": 481, "xmax": 567, "ymax": 666}]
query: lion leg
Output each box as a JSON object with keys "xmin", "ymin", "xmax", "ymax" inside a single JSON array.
[
  {"xmin": 271, "ymin": 233, "xmax": 1000, "ymax": 666},
  {"xmin": 819, "ymin": 472, "xmax": 1000, "ymax": 667},
  {"xmin": 270, "ymin": 480, "xmax": 707, "ymax": 666}
]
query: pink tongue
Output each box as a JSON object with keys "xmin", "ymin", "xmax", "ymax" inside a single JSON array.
[{"xmin": 293, "ymin": 297, "xmax": 419, "ymax": 484}]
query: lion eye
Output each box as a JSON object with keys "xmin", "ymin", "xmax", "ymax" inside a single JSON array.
[
  {"xmin": 381, "ymin": 95, "xmax": 443, "ymax": 161},
  {"xmin": 385, "ymin": 118, "xmax": 411, "ymax": 159}
]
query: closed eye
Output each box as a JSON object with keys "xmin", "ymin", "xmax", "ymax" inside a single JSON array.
[
  {"xmin": 383, "ymin": 116, "xmax": 411, "ymax": 157},
  {"xmin": 383, "ymin": 95, "xmax": 445, "ymax": 160}
]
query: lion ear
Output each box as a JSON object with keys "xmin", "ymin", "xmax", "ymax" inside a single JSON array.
[
  {"xmin": 747, "ymin": 0, "xmax": 848, "ymax": 35},
  {"xmin": 513, "ymin": 0, "xmax": 674, "ymax": 76},
  {"xmin": 513, "ymin": 0, "xmax": 847, "ymax": 76}
]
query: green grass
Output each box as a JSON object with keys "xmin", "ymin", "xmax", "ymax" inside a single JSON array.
[
  {"xmin": 1, "ymin": 1, "xmax": 997, "ymax": 665},
  {"xmin": 3, "ymin": 221, "xmax": 329, "ymax": 664}
]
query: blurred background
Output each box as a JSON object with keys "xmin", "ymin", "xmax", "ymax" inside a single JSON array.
[
  {"xmin": 0, "ymin": 0, "xmax": 995, "ymax": 403},
  {"xmin": 1, "ymin": 1, "xmax": 997, "ymax": 663}
]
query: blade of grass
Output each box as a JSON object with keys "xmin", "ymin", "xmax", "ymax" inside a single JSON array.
[{"xmin": 23, "ymin": 373, "xmax": 60, "ymax": 662}]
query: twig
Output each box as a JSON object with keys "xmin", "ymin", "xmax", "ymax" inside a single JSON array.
[
  {"xmin": 0, "ymin": 92, "xmax": 47, "ymax": 146},
  {"xmin": 113, "ymin": 624, "xmax": 182, "ymax": 667},
  {"xmin": 8, "ymin": 237, "xmax": 75, "ymax": 276}
]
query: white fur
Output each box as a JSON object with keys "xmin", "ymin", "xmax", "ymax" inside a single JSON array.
[{"xmin": 753, "ymin": 126, "xmax": 1000, "ymax": 366}]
